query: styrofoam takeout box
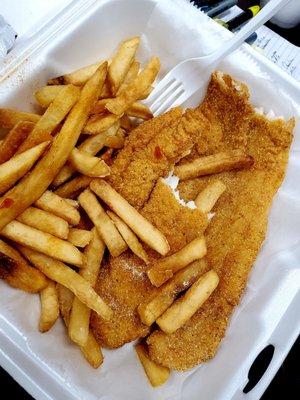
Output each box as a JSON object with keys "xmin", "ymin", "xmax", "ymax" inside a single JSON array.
[{"xmin": 0, "ymin": 1, "xmax": 299, "ymax": 399}]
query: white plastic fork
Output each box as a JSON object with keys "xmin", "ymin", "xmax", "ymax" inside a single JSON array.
[{"xmin": 146, "ymin": 0, "xmax": 292, "ymax": 116}]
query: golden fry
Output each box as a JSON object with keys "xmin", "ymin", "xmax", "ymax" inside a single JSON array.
[
  {"xmin": 0, "ymin": 238, "xmax": 47, "ymax": 292},
  {"xmin": 108, "ymin": 37, "xmax": 140, "ymax": 95},
  {"xmin": 0, "ymin": 108, "xmax": 40, "ymax": 130},
  {"xmin": 67, "ymin": 228, "xmax": 92, "ymax": 247},
  {"xmin": 90, "ymin": 179, "xmax": 170, "ymax": 256},
  {"xmin": 35, "ymin": 190, "xmax": 80, "ymax": 226},
  {"xmin": 107, "ymin": 211, "xmax": 148, "ymax": 264},
  {"xmin": 135, "ymin": 344, "xmax": 170, "ymax": 387},
  {"xmin": 147, "ymin": 237, "xmax": 207, "ymax": 287},
  {"xmin": 156, "ymin": 270, "xmax": 219, "ymax": 334},
  {"xmin": 69, "ymin": 148, "xmax": 111, "ymax": 178},
  {"xmin": 105, "ymin": 57, "xmax": 160, "ymax": 115},
  {"xmin": 195, "ymin": 180, "xmax": 226, "ymax": 213},
  {"xmin": 39, "ymin": 281, "xmax": 59, "ymax": 333},
  {"xmin": 78, "ymin": 189, "xmax": 127, "ymax": 257},
  {"xmin": 174, "ymin": 150, "xmax": 254, "ymax": 180},
  {"xmin": 138, "ymin": 260, "xmax": 207, "ymax": 326},
  {"xmin": 54, "ymin": 175, "xmax": 93, "ymax": 199},
  {"xmin": 0, "ymin": 141, "xmax": 50, "ymax": 195},
  {"xmin": 17, "ymin": 207, "xmax": 69, "ymax": 239},
  {"xmin": 84, "ymin": 113, "xmax": 121, "ymax": 135},
  {"xmin": 48, "ymin": 61, "xmax": 104, "ymax": 86},
  {"xmin": 35, "ymin": 85, "xmax": 65, "ymax": 108},
  {"xmin": 116, "ymin": 60, "xmax": 140, "ymax": 95},
  {"xmin": 125, "ymin": 103, "xmax": 153, "ymax": 120},
  {"xmin": 69, "ymin": 229, "xmax": 105, "ymax": 346},
  {"xmin": 19, "ymin": 247, "xmax": 112, "ymax": 319},
  {"xmin": 0, "ymin": 121, "xmax": 34, "ymax": 163},
  {"xmin": 0, "ymin": 63, "xmax": 108, "ymax": 230}
]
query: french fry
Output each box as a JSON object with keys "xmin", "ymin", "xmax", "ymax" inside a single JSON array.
[
  {"xmin": 138, "ymin": 260, "xmax": 207, "ymax": 326},
  {"xmin": 100, "ymin": 148, "xmax": 114, "ymax": 165},
  {"xmin": 39, "ymin": 281, "xmax": 59, "ymax": 333},
  {"xmin": 64, "ymin": 199, "xmax": 79, "ymax": 208},
  {"xmin": 120, "ymin": 115, "xmax": 133, "ymax": 131},
  {"xmin": 195, "ymin": 180, "xmax": 226, "ymax": 213},
  {"xmin": 90, "ymin": 98, "xmax": 112, "ymax": 114},
  {"xmin": 48, "ymin": 61, "xmax": 104, "ymax": 86},
  {"xmin": 147, "ymin": 237, "xmax": 207, "ymax": 287},
  {"xmin": 0, "ymin": 238, "xmax": 47, "ymax": 293},
  {"xmin": 108, "ymin": 37, "xmax": 140, "ymax": 95},
  {"xmin": 135, "ymin": 344, "xmax": 170, "ymax": 387},
  {"xmin": 0, "ymin": 141, "xmax": 50, "ymax": 195},
  {"xmin": 84, "ymin": 113, "xmax": 122, "ymax": 135},
  {"xmin": 69, "ymin": 148, "xmax": 111, "ymax": 178},
  {"xmin": 99, "ymin": 80, "xmax": 111, "ymax": 99},
  {"xmin": 0, "ymin": 108, "xmax": 40, "ymax": 130},
  {"xmin": 35, "ymin": 85, "xmax": 65, "ymax": 108},
  {"xmin": 19, "ymin": 247, "xmax": 112, "ymax": 319},
  {"xmin": 17, "ymin": 85, "xmax": 80, "ymax": 156},
  {"xmin": 156, "ymin": 270, "xmax": 219, "ymax": 334},
  {"xmin": 57, "ymin": 284, "xmax": 104, "ymax": 368},
  {"xmin": 0, "ymin": 63, "xmax": 108, "ymax": 230},
  {"xmin": 0, "ymin": 121, "xmax": 34, "ymax": 163},
  {"xmin": 17, "ymin": 207, "xmax": 69, "ymax": 239},
  {"xmin": 54, "ymin": 175, "xmax": 93, "ymax": 199},
  {"xmin": 125, "ymin": 103, "xmax": 153, "ymax": 120},
  {"xmin": 174, "ymin": 150, "xmax": 254, "ymax": 180},
  {"xmin": 90, "ymin": 180, "xmax": 170, "ymax": 256},
  {"xmin": 107, "ymin": 211, "xmax": 148, "ymax": 264},
  {"xmin": 1, "ymin": 221, "xmax": 84, "ymax": 266},
  {"xmin": 14, "ymin": 129, "xmax": 53, "ymax": 156},
  {"xmin": 35, "ymin": 190, "xmax": 80, "ymax": 226},
  {"xmin": 69, "ymin": 228, "xmax": 105, "ymax": 346},
  {"xmin": 116, "ymin": 60, "xmax": 140, "ymax": 95},
  {"xmin": 67, "ymin": 228, "xmax": 92, "ymax": 247},
  {"xmin": 78, "ymin": 189, "xmax": 127, "ymax": 257},
  {"xmin": 53, "ymin": 122, "xmax": 119, "ymax": 187},
  {"xmin": 101, "ymin": 133, "xmax": 125, "ymax": 149},
  {"xmin": 139, "ymin": 85, "xmax": 153, "ymax": 100},
  {"xmin": 105, "ymin": 57, "xmax": 160, "ymax": 115}
]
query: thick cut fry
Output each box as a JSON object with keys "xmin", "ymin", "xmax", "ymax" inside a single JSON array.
[
  {"xmin": 135, "ymin": 344, "xmax": 170, "ymax": 387},
  {"xmin": 147, "ymin": 237, "xmax": 207, "ymax": 287},
  {"xmin": 195, "ymin": 180, "xmax": 226, "ymax": 213},
  {"xmin": 48, "ymin": 61, "xmax": 104, "ymax": 86},
  {"xmin": 0, "ymin": 141, "xmax": 50, "ymax": 195},
  {"xmin": 108, "ymin": 37, "xmax": 140, "ymax": 95},
  {"xmin": 174, "ymin": 150, "xmax": 254, "ymax": 180},
  {"xmin": 54, "ymin": 175, "xmax": 93, "ymax": 199},
  {"xmin": 18, "ymin": 85, "xmax": 80, "ymax": 156},
  {"xmin": 99, "ymin": 80, "xmax": 111, "ymax": 99},
  {"xmin": 35, "ymin": 191, "xmax": 80, "ymax": 226},
  {"xmin": 39, "ymin": 281, "xmax": 59, "ymax": 333},
  {"xmin": 84, "ymin": 113, "xmax": 122, "ymax": 135},
  {"xmin": 57, "ymin": 284, "xmax": 103, "ymax": 368},
  {"xmin": 138, "ymin": 260, "xmax": 207, "ymax": 326},
  {"xmin": 0, "ymin": 108, "xmax": 40, "ymax": 130},
  {"xmin": 125, "ymin": 103, "xmax": 153, "ymax": 120},
  {"xmin": 1, "ymin": 221, "xmax": 83, "ymax": 267},
  {"xmin": 116, "ymin": 60, "xmax": 140, "ymax": 95},
  {"xmin": 0, "ymin": 121, "xmax": 34, "ymax": 163},
  {"xmin": 64, "ymin": 199, "xmax": 79, "ymax": 208},
  {"xmin": 90, "ymin": 180, "xmax": 170, "ymax": 256},
  {"xmin": 105, "ymin": 57, "xmax": 160, "ymax": 115},
  {"xmin": 156, "ymin": 270, "xmax": 219, "ymax": 334},
  {"xmin": 0, "ymin": 239, "xmax": 47, "ymax": 292},
  {"xmin": 15, "ymin": 129, "xmax": 53, "ymax": 156},
  {"xmin": 78, "ymin": 189, "xmax": 127, "ymax": 257},
  {"xmin": 139, "ymin": 85, "xmax": 153, "ymax": 100},
  {"xmin": 17, "ymin": 207, "xmax": 69, "ymax": 239},
  {"xmin": 19, "ymin": 247, "xmax": 112, "ymax": 319},
  {"xmin": 107, "ymin": 211, "xmax": 148, "ymax": 264},
  {"xmin": 53, "ymin": 122, "xmax": 119, "ymax": 187},
  {"xmin": 69, "ymin": 148, "xmax": 111, "ymax": 178},
  {"xmin": 69, "ymin": 229, "xmax": 105, "ymax": 346},
  {"xmin": 68, "ymin": 228, "xmax": 92, "ymax": 247},
  {"xmin": 0, "ymin": 63, "xmax": 107, "ymax": 230},
  {"xmin": 120, "ymin": 115, "xmax": 133, "ymax": 131},
  {"xmin": 35, "ymin": 85, "xmax": 66, "ymax": 108}
]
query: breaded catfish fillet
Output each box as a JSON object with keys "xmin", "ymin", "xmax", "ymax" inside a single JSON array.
[
  {"xmin": 108, "ymin": 107, "xmax": 208, "ymax": 209},
  {"xmin": 147, "ymin": 72, "xmax": 294, "ymax": 371},
  {"xmin": 91, "ymin": 181, "xmax": 207, "ymax": 348}
]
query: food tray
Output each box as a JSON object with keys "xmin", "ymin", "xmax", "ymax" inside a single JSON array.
[{"xmin": 0, "ymin": 1, "xmax": 299, "ymax": 399}]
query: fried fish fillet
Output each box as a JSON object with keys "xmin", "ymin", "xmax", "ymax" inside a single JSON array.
[
  {"xmin": 91, "ymin": 181, "xmax": 207, "ymax": 348},
  {"xmin": 147, "ymin": 72, "xmax": 294, "ymax": 370}
]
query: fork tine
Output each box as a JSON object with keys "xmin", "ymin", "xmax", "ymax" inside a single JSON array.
[
  {"xmin": 146, "ymin": 74, "xmax": 175, "ymax": 105},
  {"xmin": 153, "ymin": 85, "xmax": 184, "ymax": 116},
  {"xmin": 150, "ymin": 80, "xmax": 182, "ymax": 113},
  {"xmin": 164, "ymin": 91, "xmax": 188, "ymax": 113}
]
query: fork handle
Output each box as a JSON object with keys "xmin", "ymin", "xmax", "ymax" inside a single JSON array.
[{"xmin": 209, "ymin": 0, "xmax": 292, "ymax": 64}]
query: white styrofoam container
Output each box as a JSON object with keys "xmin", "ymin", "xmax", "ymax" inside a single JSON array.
[{"xmin": 0, "ymin": 1, "xmax": 299, "ymax": 400}]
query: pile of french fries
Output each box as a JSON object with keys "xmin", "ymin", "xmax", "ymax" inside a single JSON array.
[{"xmin": 0, "ymin": 37, "xmax": 252, "ymax": 387}]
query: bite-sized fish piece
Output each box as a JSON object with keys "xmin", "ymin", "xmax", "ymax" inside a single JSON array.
[{"xmin": 147, "ymin": 72, "xmax": 294, "ymax": 371}]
